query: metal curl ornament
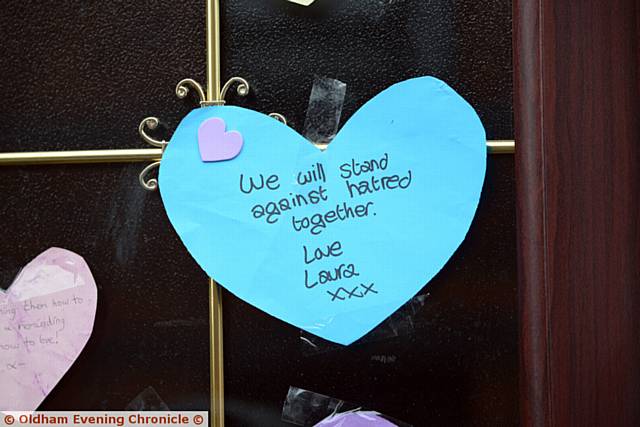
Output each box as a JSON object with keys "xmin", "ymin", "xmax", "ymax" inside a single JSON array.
[
  {"xmin": 138, "ymin": 117, "xmax": 167, "ymax": 148},
  {"xmin": 268, "ymin": 112, "xmax": 287, "ymax": 125},
  {"xmin": 176, "ymin": 78, "xmax": 207, "ymax": 105},
  {"xmin": 138, "ymin": 117, "xmax": 168, "ymax": 191},
  {"xmin": 139, "ymin": 161, "xmax": 163, "ymax": 191},
  {"xmin": 219, "ymin": 77, "xmax": 250, "ymax": 102},
  {"xmin": 138, "ymin": 77, "xmax": 286, "ymax": 191}
]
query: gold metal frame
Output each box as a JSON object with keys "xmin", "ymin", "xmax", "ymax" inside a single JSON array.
[
  {"xmin": 209, "ymin": 278, "xmax": 225, "ymax": 426},
  {"xmin": 0, "ymin": 149, "xmax": 162, "ymax": 165},
  {"xmin": 0, "ymin": 140, "xmax": 515, "ymax": 166},
  {"xmin": 205, "ymin": 3, "xmax": 225, "ymax": 426},
  {"xmin": 0, "ymin": 1, "xmax": 516, "ymax": 426}
]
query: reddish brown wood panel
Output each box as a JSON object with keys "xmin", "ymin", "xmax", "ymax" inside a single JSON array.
[{"xmin": 515, "ymin": 1, "xmax": 640, "ymax": 426}]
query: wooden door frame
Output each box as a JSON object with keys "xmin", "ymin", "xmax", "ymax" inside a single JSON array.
[{"xmin": 514, "ymin": 1, "xmax": 640, "ymax": 425}]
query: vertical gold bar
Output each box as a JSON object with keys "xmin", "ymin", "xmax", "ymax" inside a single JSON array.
[
  {"xmin": 206, "ymin": 0, "xmax": 222, "ymax": 101},
  {"xmin": 209, "ymin": 278, "xmax": 225, "ymax": 427},
  {"xmin": 207, "ymin": 1, "xmax": 224, "ymax": 426}
]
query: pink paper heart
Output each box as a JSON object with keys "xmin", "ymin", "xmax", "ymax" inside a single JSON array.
[
  {"xmin": 315, "ymin": 411, "xmax": 398, "ymax": 427},
  {"xmin": 198, "ymin": 117, "xmax": 243, "ymax": 162},
  {"xmin": 0, "ymin": 248, "xmax": 97, "ymax": 411}
]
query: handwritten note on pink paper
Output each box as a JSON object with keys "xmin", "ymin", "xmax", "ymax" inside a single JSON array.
[{"xmin": 0, "ymin": 248, "xmax": 97, "ymax": 411}]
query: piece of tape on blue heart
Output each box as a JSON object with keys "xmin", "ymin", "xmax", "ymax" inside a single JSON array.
[{"xmin": 159, "ymin": 76, "xmax": 486, "ymax": 345}]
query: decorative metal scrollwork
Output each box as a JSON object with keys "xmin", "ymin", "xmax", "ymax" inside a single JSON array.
[
  {"xmin": 220, "ymin": 77, "xmax": 250, "ymax": 101},
  {"xmin": 138, "ymin": 117, "xmax": 167, "ymax": 148},
  {"xmin": 139, "ymin": 161, "xmax": 162, "ymax": 191},
  {"xmin": 268, "ymin": 112, "xmax": 287, "ymax": 125},
  {"xmin": 138, "ymin": 117, "xmax": 168, "ymax": 191},
  {"xmin": 138, "ymin": 77, "xmax": 289, "ymax": 191},
  {"xmin": 176, "ymin": 78, "xmax": 207, "ymax": 105},
  {"xmin": 176, "ymin": 76, "xmax": 250, "ymax": 106}
]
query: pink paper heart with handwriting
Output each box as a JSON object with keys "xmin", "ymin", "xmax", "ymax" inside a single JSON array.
[
  {"xmin": 198, "ymin": 117, "xmax": 244, "ymax": 162},
  {"xmin": 0, "ymin": 247, "xmax": 97, "ymax": 411}
]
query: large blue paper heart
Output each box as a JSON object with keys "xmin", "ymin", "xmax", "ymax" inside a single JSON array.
[{"xmin": 159, "ymin": 76, "xmax": 486, "ymax": 345}]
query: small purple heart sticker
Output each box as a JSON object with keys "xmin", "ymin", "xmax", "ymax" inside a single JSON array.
[{"xmin": 198, "ymin": 117, "xmax": 243, "ymax": 162}]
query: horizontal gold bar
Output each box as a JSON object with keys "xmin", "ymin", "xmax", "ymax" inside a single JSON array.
[
  {"xmin": 487, "ymin": 140, "xmax": 516, "ymax": 154},
  {"xmin": 314, "ymin": 140, "xmax": 515, "ymax": 154},
  {"xmin": 0, "ymin": 140, "xmax": 514, "ymax": 166},
  {"xmin": 0, "ymin": 148, "xmax": 163, "ymax": 165}
]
